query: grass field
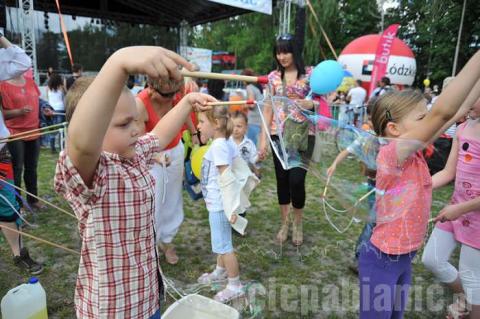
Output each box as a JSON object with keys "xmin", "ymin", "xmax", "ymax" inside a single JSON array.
[{"xmin": 0, "ymin": 148, "xmax": 457, "ymax": 318}]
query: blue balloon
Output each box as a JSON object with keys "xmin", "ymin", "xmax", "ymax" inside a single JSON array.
[{"xmin": 310, "ymin": 60, "xmax": 345, "ymax": 95}]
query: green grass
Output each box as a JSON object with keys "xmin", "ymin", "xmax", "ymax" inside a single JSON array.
[{"xmin": 0, "ymin": 149, "xmax": 457, "ymax": 318}]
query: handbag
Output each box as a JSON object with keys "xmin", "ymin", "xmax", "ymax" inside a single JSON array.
[{"xmin": 281, "ymin": 78, "xmax": 309, "ymax": 152}]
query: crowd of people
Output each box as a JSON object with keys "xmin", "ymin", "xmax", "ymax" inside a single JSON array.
[{"xmin": 1, "ymin": 29, "xmax": 480, "ymax": 319}]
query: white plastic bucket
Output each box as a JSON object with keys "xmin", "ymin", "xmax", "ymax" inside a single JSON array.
[
  {"xmin": 1, "ymin": 277, "xmax": 48, "ymax": 319},
  {"xmin": 162, "ymin": 294, "xmax": 239, "ymax": 319}
]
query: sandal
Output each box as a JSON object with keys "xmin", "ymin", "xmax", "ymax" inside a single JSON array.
[
  {"xmin": 158, "ymin": 243, "xmax": 179, "ymax": 265},
  {"xmin": 164, "ymin": 246, "xmax": 179, "ymax": 265},
  {"xmin": 292, "ymin": 222, "xmax": 303, "ymax": 246},
  {"xmin": 447, "ymin": 298, "xmax": 470, "ymax": 319},
  {"xmin": 197, "ymin": 271, "xmax": 228, "ymax": 285},
  {"xmin": 214, "ymin": 285, "xmax": 244, "ymax": 303}
]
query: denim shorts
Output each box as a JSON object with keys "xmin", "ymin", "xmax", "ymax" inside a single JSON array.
[{"xmin": 209, "ymin": 210, "xmax": 233, "ymax": 254}]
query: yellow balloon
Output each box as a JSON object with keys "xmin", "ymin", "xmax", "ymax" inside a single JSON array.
[
  {"xmin": 337, "ymin": 76, "xmax": 356, "ymax": 93},
  {"xmin": 191, "ymin": 145, "xmax": 210, "ymax": 180},
  {"xmin": 423, "ymin": 78, "xmax": 431, "ymax": 87}
]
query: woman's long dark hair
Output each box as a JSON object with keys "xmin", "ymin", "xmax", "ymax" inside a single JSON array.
[
  {"xmin": 273, "ymin": 35, "xmax": 305, "ymax": 80},
  {"xmin": 47, "ymin": 73, "xmax": 63, "ymax": 91}
]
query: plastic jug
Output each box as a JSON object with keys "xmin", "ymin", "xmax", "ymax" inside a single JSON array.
[{"xmin": 1, "ymin": 277, "xmax": 48, "ymax": 319}]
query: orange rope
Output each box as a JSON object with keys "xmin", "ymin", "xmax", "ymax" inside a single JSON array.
[{"xmin": 55, "ymin": 0, "xmax": 74, "ymax": 66}]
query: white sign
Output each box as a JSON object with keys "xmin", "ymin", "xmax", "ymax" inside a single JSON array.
[
  {"xmin": 208, "ymin": 0, "xmax": 272, "ymax": 15},
  {"xmin": 338, "ymin": 54, "xmax": 416, "ymax": 86},
  {"xmin": 181, "ymin": 47, "xmax": 213, "ymax": 73}
]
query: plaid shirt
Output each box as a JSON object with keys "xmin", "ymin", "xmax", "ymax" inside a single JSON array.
[{"xmin": 55, "ymin": 133, "xmax": 162, "ymax": 318}]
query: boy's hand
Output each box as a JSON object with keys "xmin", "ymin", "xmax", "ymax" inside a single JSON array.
[
  {"xmin": 185, "ymin": 92, "xmax": 216, "ymax": 112},
  {"xmin": 113, "ymin": 46, "xmax": 193, "ymax": 81},
  {"xmin": 230, "ymin": 214, "xmax": 238, "ymax": 224}
]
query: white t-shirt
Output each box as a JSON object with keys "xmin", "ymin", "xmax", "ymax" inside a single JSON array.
[
  {"xmin": 201, "ymin": 138, "xmax": 238, "ymax": 212},
  {"xmin": 231, "ymin": 136, "xmax": 257, "ymax": 165},
  {"xmin": 348, "ymin": 86, "xmax": 367, "ymax": 108},
  {"xmin": 47, "ymin": 89, "xmax": 65, "ymax": 111}
]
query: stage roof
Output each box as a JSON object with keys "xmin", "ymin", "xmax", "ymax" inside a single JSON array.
[{"xmin": 5, "ymin": 0, "xmax": 272, "ymax": 27}]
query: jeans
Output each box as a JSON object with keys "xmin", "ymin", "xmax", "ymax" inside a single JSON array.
[
  {"xmin": 7, "ymin": 139, "xmax": 40, "ymax": 205},
  {"xmin": 355, "ymin": 179, "xmax": 377, "ymax": 259},
  {"xmin": 149, "ymin": 309, "xmax": 161, "ymax": 319},
  {"xmin": 49, "ymin": 113, "xmax": 66, "ymax": 151},
  {"xmin": 247, "ymin": 124, "xmax": 261, "ymax": 145}
]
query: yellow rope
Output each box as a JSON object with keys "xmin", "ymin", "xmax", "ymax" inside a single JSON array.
[
  {"xmin": 0, "ymin": 224, "xmax": 80, "ymax": 255},
  {"xmin": 306, "ymin": 0, "xmax": 339, "ymax": 60}
]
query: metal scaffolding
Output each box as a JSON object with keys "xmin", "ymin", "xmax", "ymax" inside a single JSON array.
[
  {"xmin": 278, "ymin": 0, "xmax": 292, "ymax": 36},
  {"xmin": 19, "ymin": 0, "xmax": 38, "ymax": 83}
]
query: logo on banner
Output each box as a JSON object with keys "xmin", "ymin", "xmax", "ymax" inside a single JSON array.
[{"xmin": 362, "ymin": 60, "xmax": 373, "ymax": 76}]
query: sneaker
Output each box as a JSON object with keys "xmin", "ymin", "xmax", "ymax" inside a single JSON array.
[
  {"xmin": 197, "ymin": 270, "xmax": 228, "ymax": 284},
  {"xmin": 214, "ymin": 285, "xmax": 244, "ymax": 303},
  {"xmin": 29, "ymin": 202, "xmax": 47, "ymax": 211},
  {"xmin": 13, "ymin": 248, "xmax": 44, "ymax": 275}
]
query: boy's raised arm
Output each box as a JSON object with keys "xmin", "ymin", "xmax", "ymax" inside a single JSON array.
[{"xmin": 67, "ymin": 46, "xmax": 192, "ymax": 186}]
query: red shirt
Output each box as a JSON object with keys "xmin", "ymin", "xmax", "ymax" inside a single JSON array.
[
  {"xmin": 173, "ymin": 80, "xmax": 199, "ymax": 131},
  {"xmin": 0, "ymin": 75, "xmax": 40, "ymax": 140},
  {"xmin": 137, "ymin": 90, "xmax": 181, "ymax": 150}
]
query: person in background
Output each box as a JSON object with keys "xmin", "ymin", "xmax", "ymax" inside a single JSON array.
[
  {"xmin": 347, "ymin": 80, "xmax": 367, "ymax": 127},
  {"xmin": 0, "ymin": 32, "xmax": 31, "ymax": 80},
  {"xmin": 258, "ymin": 33, "xmax": 317, "ymax": 246},
  {"xmin": 0, "ymin": 70, "xmax": 44, "ymax": 210},
  {"xmin": 370, "ymin": 76, "xmax": 392, "ymax": 98},
  {"xmin": 46, "ymin": 73, "xmax": 66, "ymax": 152},
  {"xmin": 207, "ymin": 79, "xmax": 226, "ymax": 101},
  {"xmin": 136, "ymin": 77, "xmax": 190, "ymax": 265},
  {"xmin": 0, "ymin": 30, "xmax": 43, "ymax": 275},
  {"xmin": 65, "ymin": 63, "xmax": 83, "ymax": 91}
]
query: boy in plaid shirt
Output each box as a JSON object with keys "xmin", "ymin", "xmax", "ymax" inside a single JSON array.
[{"xmin": 54, "ymin": 47, "xmax": 215, "ymax": 318}]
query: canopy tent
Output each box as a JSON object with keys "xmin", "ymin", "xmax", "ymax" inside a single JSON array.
[
  {"xmin": 3, "ymin": 0, "xmax": 276, "ymax": 82},
  {"xmin": 5, "ymin": 0, "xmax": 271, "ymax": 27}
]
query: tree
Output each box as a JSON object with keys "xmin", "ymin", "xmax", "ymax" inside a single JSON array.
[
  {"xmin": 384, "ymin": 0, "xmax": 480, "ymax": 87},
  {"xmin": 192, "ymin": 13, "xmax": 275, "ymax": 73}
]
